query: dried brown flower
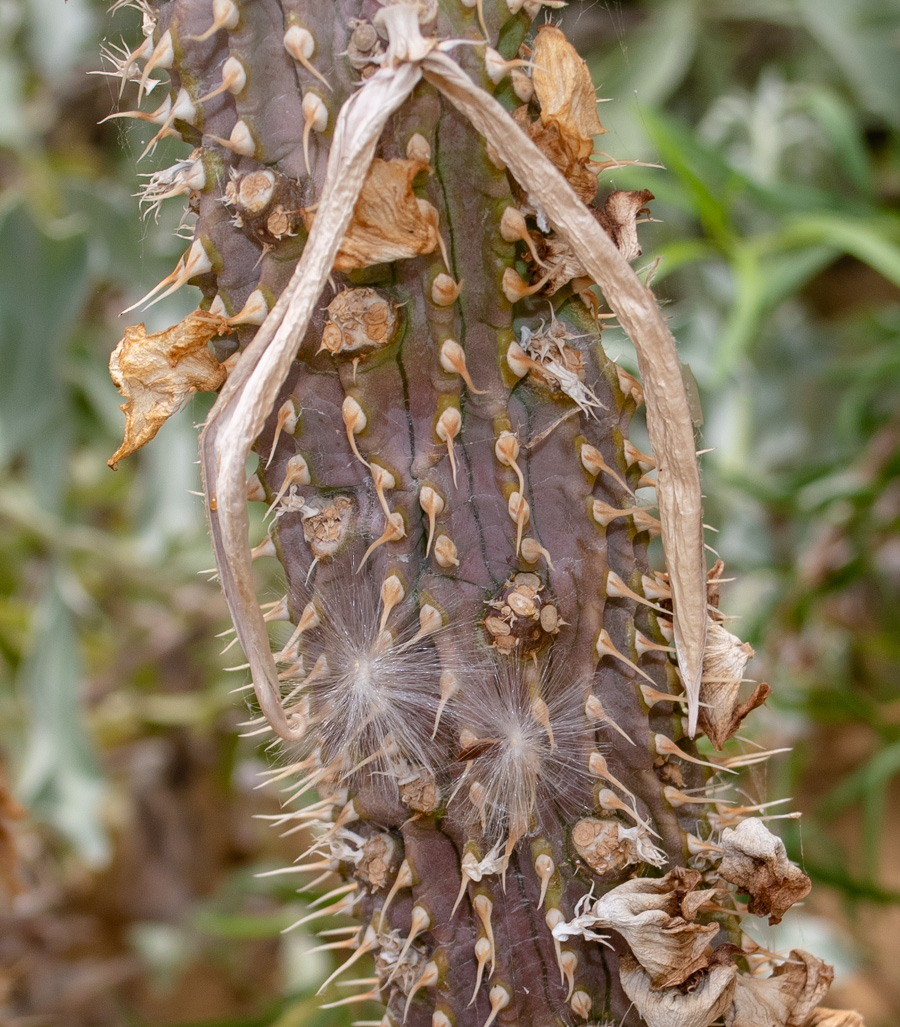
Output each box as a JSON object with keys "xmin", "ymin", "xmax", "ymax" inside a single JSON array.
[
  {"xmin": 726, "ymin": 950, "xmax": 834, "ymax": 1027},
  {"xmin": 108, "ymin": 310, "xmax": 231, "ymax": 468},
  {"xmin": 304, "ymin": 157, "xmax": 440, "ymax": 271},
  {"xmin": 718, "ymin": 819, "xmax": 811, "ymax": 925}
]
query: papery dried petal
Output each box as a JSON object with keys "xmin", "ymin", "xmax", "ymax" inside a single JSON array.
[
  {"xmin": 725, "ymin": 950, "xmax": 834, "ymax": 1027},
  {"xmin": 619, "ymin": 950, "xmax": 737, "ymax": 1027},
  {"xmin": 109, "ymin": 310, "xmax": 231, "ymax": 468},
  {"xmin": 718, "ymin": 819, "xmax": 811, "ymax": 925},
  {"xmin": 304, "ymin": 157, "xmax": 439, "ymax": 271},
  {"xmin": 532, "ymin": 25, "xmax": 605, "ymax": 164}
]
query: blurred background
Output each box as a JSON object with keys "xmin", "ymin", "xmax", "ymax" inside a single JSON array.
[{"xmin": 0, "ymin": 0, "xmax": 898, "ymax": 1024}]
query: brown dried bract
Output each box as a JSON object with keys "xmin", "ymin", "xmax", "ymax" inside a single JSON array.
[
  {"xmin": 512, "ymin": 106, "xmax": 599, "ymax": 205},
  {"xmin": 532, "ymin": 25, "xmax": 606, "ymax": 165},
  {"xmin": 483, "ymin": 572, "xmax": 559, "ymax": 655},
  {"xmin": 595, "ymin": 189, "xmax": 655, "ymax": 263},
  {"xmin": 356, "ymin": 833, "xmax": 398, "ymax": 890},
  {"xmin": 726, "ymin": 949, "xmax": 833, "ymax": 1027},
  {"xmin": 300, "ymin": 496, "xmax": 354, "ymax": 560},
  {"xmin": 303, "ymin": 158, "xmax": 439, "ymax": 271},
  {"xmin": 572, "ymin": 816, "xmax": 666, "ymax": 875},
  {"xmin": 321, "ymin": 287, "xmax": 398, "ymax": 355},
  {"xmin": 620, "ymin": 949, "xmax": 737, "ymax": 1027},
  {"xmin": 699, "ymin": 618, "xmax": 770, "ymax": 750},
  {"xmin": 108, "ymin": 310, "xmax": 231, "ymax": 469},
  {"xmin": 590, "ymin": 866, "xmax": 720, "ymax": 988},
  {"xmin": 717, "ymin": 819, "xmax": 811, "ymax": 925}
]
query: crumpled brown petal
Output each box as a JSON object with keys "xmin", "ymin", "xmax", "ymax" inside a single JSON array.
[
  {"xmin": 619, "ymin": 949, "xmax": 737, "ymax": 1027},
  {"xmin": 596, "ymin": 189, "xmax": 655, "ymax": 263},
  {"xmin": 590, "ymin": 866, "xmax": 720, "ymax": 988},
  {"xmin": 108, "ymin": 310, "xmax": 231, "ymax": 469},
  {"xmin": 699, "ymin": 618, "xmax": 771, "ymax": 749},
  {"xmin": 532, "ymin": 24, "xmax": 606, "ymax": 165},
  {"xmin": 303, "ymin": 157, "xmax": 439, "ymax": 272},
  {"xmin": 718, "ymin": 819, "xmax": 811, "ymax": 925},
  {"xmin": 726, "ymin": 950, "xmax": 834, "ymax": 1027}
]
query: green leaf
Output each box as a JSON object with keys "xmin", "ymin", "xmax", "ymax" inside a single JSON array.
[
  {"xmin": 0, "ymin": 203, "xmax": 89, "ymax": 468},
  {"xmin": 15, "ymin": 569, "xmax": 108, "ymax": 865},
  {"xmin": 797, "ymin": 0, "xmax": 900, "ymax": 129}
]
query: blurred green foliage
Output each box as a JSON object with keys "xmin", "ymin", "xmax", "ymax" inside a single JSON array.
[{"xmin": 0, "ymin": 0, "xmax": 898, "ymax": 1023}]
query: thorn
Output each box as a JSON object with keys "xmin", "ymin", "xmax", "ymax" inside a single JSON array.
[
  {"xmin": 267, "ymin": 453, "xmax": 310, "ymax": 516},
  {"xmin": 197, "ymin": 54, "xmax": 247, "ymax": 102},
  {"xmin": 206, "ymin": 118, "xmax": 256, "ymax": 157},
  {"xmin": 315, "ymin": 925, "xmax": 378, "ymax": 995},
  {"xmin": 520, "ymin": 536, "xmax": 554, "ymax": 570},
  {"xmin": 265, "ymin": 399, "xmax": 300, "ymax": 469},
  {"xmin": 319, "ymin": 987, "xmax": 380, "ymax": 1010},
  {"xmin": 664, "ymin": 786, "xmax": 726, "ymax": 808},
  {"xmin": 138, "ymin": 30, "xmax": 173, "ymax": 100},
  {"xmin": 371, "ymin": 464, "xmax": 396, "ymax": 520},
  {"xmin": 507, "ymin": 491, "xmax": 529, "ymax": 556},
  {"xmin": 419, "ymin": 486, "xmax": 445, "ymax": 557},
  {"xmin": 580, "ymin": 443, "xmax": 630, "ymax": 492},
  {"xmin": 358, "ymin": 513, "xmax": 405, "ymax": 572},
  {"xmin": 262, "ymin": 595, "xmax": 290, "ymax": 623},
  {"xmin": 188, "ymin": 0, "xmax": 239, "ymax": 42},
  {"xmin": 634, "ymin": 630, "xmax": 676, "ymax": 657},
  {"xmin": 435, "ymin": 407, "xmax": 462, "ymax": 488},
  {"xmin": 440, "ymin": 339, "xmax": 486, "ymax": 394},
  {"xmin": 432, "ymin": 670, "xmax": 458, "ymax": 739},
  {"xmin": 584, "ymin": 695, "xmax": 635, "ymax": 746},
  {"xmin": 605, "ymin": 569, "xmax": 667, "ymax": 614},
  {"xmin": 302, "ymin": 92, "xmax": 328, "ymax": 174},
  {"xmin": 531, "ymin": 695, "xmax": 555, "ymax": 749},
  {"xmin": 534, "ymin": 853, "xmax": 554, "ymax": 909},
  {"xmin": 571, "ymin": 989, "xmax": 592, "ymax": 1019},
  {"xmin": 378, "ymin": 859, "xmax": 413, "ymax": 928},
  {"xmin": 403, "ymin": 960, "xmax": 439, "ymax": 1022},
  {"xmin": 374, "ymin": 574, "xmax": 405, "ymax": 635},
  {"xmin": 431, "ymin": 273, "xmax": 463, "ymax": 306},
  {"xmin": 281, "ymin": 894, "xmax": 355, "ymax": 932},
  {"xmin": 283, "ymin": 24, "xmax": 333, "ymax": 90},
  {"xmin": 397, "ymin": 604, "xmax": 442, "ymax": 652},
  {"xmin": 472, "ymin": 894, "xmax": 495, "ymax": 975},
  {"xmin": 560, "ymin": 950, "xmax": 577, "ymax": 1000},
  {"xmin": 469, "ymin": 937, "xmax": 492, "ymax": 1005},
  {"xmin": 596, "ymin": 788, "xmax": 662, "ymax": 839},
  {"xmin": 250, "ymin": 535, "xmax": 277, "ymax": 560},
  {"xmin": 389, "ymin": 905, "xmax": 431, "ymax": 981},
  {"xmin": 122, "ymin": 238, "xmax": 212, "ymax": 313},
  {"xmin": 433, "ymin": 533, "xmax": 460, "ymax": 568},
  {"xmin": 228, "ymin": 287, "xmax": 270, "ymax": 326},
  {"xmin": 653, "ymin": 733, "xmax": 738, "ymax": 775},
  {"xmin": 247, "ymin": 472, "xmax": 266, "ymax": 502},
  {"xmin": 494, "ymin": 431, "xmax": 524, "ymax": 497},
  {"xmin": 595, "ymin": 628, "xmax": 656, "ymax": 685},
  {"xmin": 499, "ymin": 206, "xmax": 547, "ymax": 268},
  {"xmin": 342, "ymin": 395, "xmax": 370, "ymax": 470},
  {"xmin": 482, "ymin": 984, "xmax": 510, "ymax": 1027},
  {"xmin": 623, "ymin": 439, "xmax": 655, "ymax": 472}
]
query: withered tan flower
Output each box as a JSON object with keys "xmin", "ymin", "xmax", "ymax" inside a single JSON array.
[
  {"xmin": 303, "ymin": 157, "xmax": 439, "ymax": 271},
  {"xmin": 585, "ymin": 866, "xmax": 720, "ymax": 988},
  {"xmin": 108, "ymin": 309, "xmax": 231, "ymax": 469},
  {"xmin": 725, "ymin": 949, "xmax": 833, "ymax": 1027},
  {"xmin": 619, "ymin": 950, "xmax": 737, "ymax": 1027},
  {"xmin": 532, "ymin": 24, "xmax": 606, "ymax": 165},
  {"xmin": 718, "ymin": 819, "xmax": 811, "ymax": 925}
]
